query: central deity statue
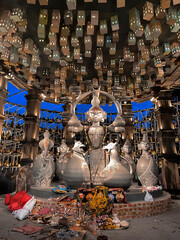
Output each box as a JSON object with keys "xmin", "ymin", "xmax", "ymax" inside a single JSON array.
[{"xmin": 68, "ymin": 89, "xmax": 126, "ymax": 186}]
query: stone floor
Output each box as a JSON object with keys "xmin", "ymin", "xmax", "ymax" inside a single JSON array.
[{"xmin": 0, "ymin": 195, "xmax": 180, "ymax": 240}]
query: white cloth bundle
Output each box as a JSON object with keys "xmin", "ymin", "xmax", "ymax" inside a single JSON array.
[
  {"xmin": 12, "ymin": 196, "xmax": 36, "ymax": 220},
  {"xmin": 144, "ymin": 191, "xmax": 154, "ymax": 202}
]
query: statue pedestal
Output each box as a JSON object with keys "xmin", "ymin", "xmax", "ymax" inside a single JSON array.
[
  {"xmin": 114, "ymin": 191, "xmax": 171, "ymax": 220},
  {"xmin": 29, "ymin": 183, "xmax": 76, "ymax": 199},
  {"xmin": 125, "ymin": 183, "xmax": 163, "ymax": 202},
  {"xmin": 29, "ymin": 182, "xmax": 163, "ymax": 201},
  {"xmin": 31, "ymin": 188, "xmax": 170, "ymax": 221}
]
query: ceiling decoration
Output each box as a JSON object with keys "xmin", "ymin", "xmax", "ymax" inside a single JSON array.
[{"xmin": 0, "ymin": 0, "xmax": 179, "ymax": 104}]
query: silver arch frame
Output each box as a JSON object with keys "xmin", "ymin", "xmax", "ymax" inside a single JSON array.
[{"xmin": 71, "ymin": 90, "xmax": 122, "ymax": 115}]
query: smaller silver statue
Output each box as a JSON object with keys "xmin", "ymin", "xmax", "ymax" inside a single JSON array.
[
  {"xmin": 33, "ymin": 130, "xmax": 55, "ymax": 187},
  {"xmin": 56, "ymin": 139, "xmax": 69, "ymax": 183},
  {"xmin": 136, "ymin": 133, "xmax": 159, "ymax": 187},
  {"xmin": 121, "ymin": 138, "xmax": 135, "ymax": 180}
]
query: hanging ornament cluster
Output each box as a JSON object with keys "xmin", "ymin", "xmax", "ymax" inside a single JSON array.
[
  {"xmin": 127, "ymin": 1, "xmax": 180, "ymax": 98},
  {"xmin": 0, "ymin": 0, "xmax": 179, "ymax": 103}
]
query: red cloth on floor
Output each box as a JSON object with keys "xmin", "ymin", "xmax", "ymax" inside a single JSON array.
[
  {"xmin": 5, "ymin": 193, "xmax": 11, "ymax": 205},
  {"xmin": 12, "ymin": 225, "xmax": 42, "ymax": 235},
  {"xmin": 8, "ymin": 191, "xmax": 31, "ymax": 212}
]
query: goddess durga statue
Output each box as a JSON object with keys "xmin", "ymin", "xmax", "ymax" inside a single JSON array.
[{"xmin": 68, "ymin": 88, "xmax": 126, "ymax": 185}]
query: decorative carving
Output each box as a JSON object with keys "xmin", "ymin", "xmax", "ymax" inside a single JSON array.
[
  {"xmin": 121, "ymin": 138, "xmax": 135, "ymax": 178},
  {"xmin": 56, "ymin": 139, "xmax": 69, "ymax": 183},
  {"xmin": 137, "ymin": 133, "xmax": 159, "ymax": 187},
  {"xmin": 32, "ymin": 130, "xmax": 55, "ymax": 187}
]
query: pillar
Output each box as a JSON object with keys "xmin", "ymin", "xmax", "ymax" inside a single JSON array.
[
  {"xmin": 0, "ymin": 76, "xmax": 8, "ymax": 140},
  {"xmin": 155, "ymin": 91, "xmax": 180, "ymax": 190},
  {"xmin": 62, "ymin": 103, "xmax": 74, "ymax": 146},
  {"xmin": 21, "ymin": 89, "xmax": 42, "ymax": 164},
  {"xmin": 121, "ymin": 100, "xmax": 134, "ymax": 141}
]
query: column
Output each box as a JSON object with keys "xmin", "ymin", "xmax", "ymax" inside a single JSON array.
[
  {"xmin": 21, "ymin": 89, "xmax": 42, "ymax": 164},
  {"xmin": 121, "ymin": 100, "xmax": 134, "ymax": 141},
  {"xmin": 61, "ymin": 103, "xmax": 74, "ymax": 147},
  {"xmin": 0, "ymin": 76, "xmax": 8, "ymax": 140},
  {"xmin": 155, "ymin": 91, "xmax": 180, "ymax": 190}
]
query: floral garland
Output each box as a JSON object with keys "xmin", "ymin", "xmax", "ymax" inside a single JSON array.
[
  {"xmin": 89, "ymin": 186, "xmax": 109, "ymax": 215},
  {"xmin": 80, "ymin": 186, "xmax": 111, "ymax": 216},
  {"xmin": 96, "ymin": 215, "xmax": 117, "ymax": 230},
  {"xmin": 83, "ymin": 125, "xmax": 107, "ymax": 150}
]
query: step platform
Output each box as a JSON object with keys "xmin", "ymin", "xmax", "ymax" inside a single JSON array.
[{"xmin": 29, "ymin": 183, "xmax": 163, "ymax": 202}]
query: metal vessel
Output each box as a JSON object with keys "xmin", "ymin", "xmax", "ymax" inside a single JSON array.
[
  {"xmin": 63, "ymin": 141, "xmax": 90, "ymax": 188},
  {"xmin": 100, "ymin": 142, "xmax": 132, "ymax": 190}
]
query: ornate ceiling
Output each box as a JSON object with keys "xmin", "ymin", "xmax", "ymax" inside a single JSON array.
[{"xmin": 0, "ymin": 0, "xmax": 179, "ymax": 104}]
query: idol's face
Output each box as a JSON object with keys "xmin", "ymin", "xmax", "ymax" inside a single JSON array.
[
  {"xmin": 123, "ymin": 146, "xmax": 131, "ymax": 154},
  {"xmin": 44, "ymin": 131, "xmax": 50, "ymax": 139},
  {"xmin": 59, "ymin": 143, "xmax": 68, "ymax": 153},
  {"xmin": 141, "ymin": 142, "xmax": 149, "ymax": 151},
  {"xmin": 89, "ymin": 110, "xmax": 103, "ymax": 123}
]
